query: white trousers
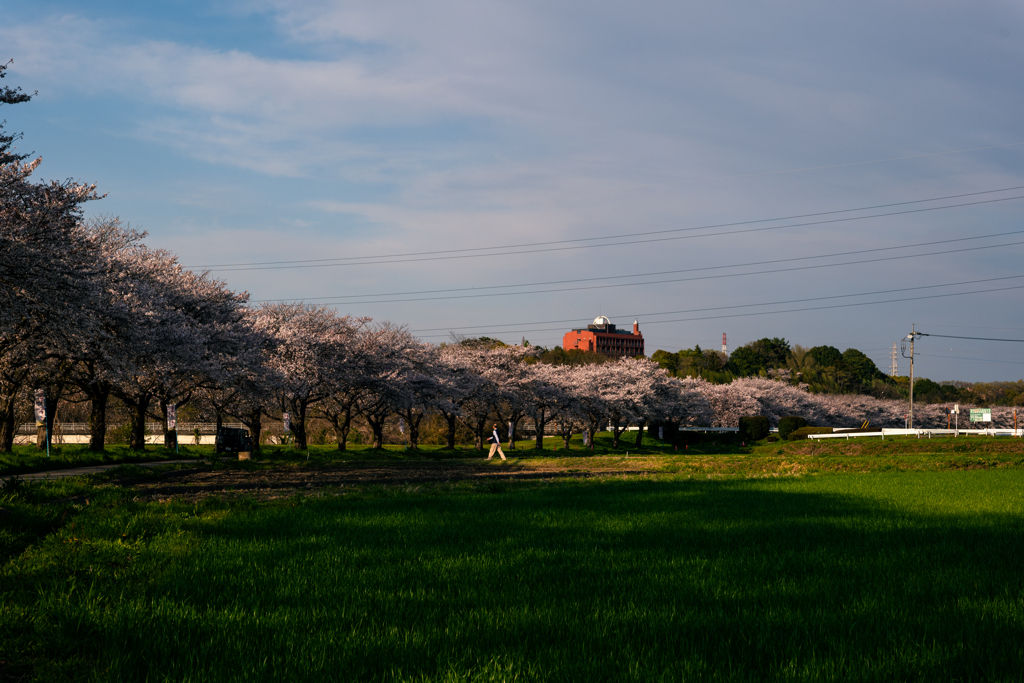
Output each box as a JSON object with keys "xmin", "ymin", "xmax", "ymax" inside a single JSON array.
[{"xmin": 487, "ymin": 443, "xmax": 506, "ymax": 460}]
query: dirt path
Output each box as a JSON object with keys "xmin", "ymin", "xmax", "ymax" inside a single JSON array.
[{"xmin": 114, "ymin": 461, "xmax": 658, "ymax": 501}]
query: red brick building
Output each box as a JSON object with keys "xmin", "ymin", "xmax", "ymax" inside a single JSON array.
[{"xmin": 563, "ymin": 316, "xmax": 645, "ymax": 357}]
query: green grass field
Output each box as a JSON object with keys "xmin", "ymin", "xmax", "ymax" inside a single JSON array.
[
  {"xmin": 2, "ymin": 453, "xmax": 1024, "ymax": 682},
  {"xmin": 0, "ymin": 444, "xmax": 203, "ymax": 477}
]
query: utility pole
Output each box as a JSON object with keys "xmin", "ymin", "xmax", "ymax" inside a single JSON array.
[
  {"xmin": 901, "ymin": 325, "xmax": 922, "ymax": 428},
  {"xmin": 909, "ymin": 327, "xmax": 914, "ymax": 428}
]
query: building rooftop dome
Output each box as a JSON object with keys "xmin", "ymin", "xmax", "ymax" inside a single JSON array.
[{"xmin": 593, "ymin": 315, "xmax": 611, "ymax": 326}]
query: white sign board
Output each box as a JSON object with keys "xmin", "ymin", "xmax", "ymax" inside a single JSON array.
[{"xmin": 970, "ymin": 408, "xmax": 992, "ymax": 423}]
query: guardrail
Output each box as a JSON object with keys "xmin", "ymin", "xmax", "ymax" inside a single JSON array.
[{"xmin": 810, "ymin": 428, "xmax": 1023, "ymax": 440}]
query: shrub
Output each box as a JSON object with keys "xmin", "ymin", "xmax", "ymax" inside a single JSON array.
[
  {"xmin": 108, "ymin": 422, "xmax": 132, "ymax": 445},
  {"xmin": 778, "ymin": 415, "xmax": 808, "ymax": 440},
  {"xmin": 787, "ymin": 426, "xmax": 833, "ymax": 440},
  {"xmin": 738, "ymin": 416, "xmax": 770, "ymax": 441}
]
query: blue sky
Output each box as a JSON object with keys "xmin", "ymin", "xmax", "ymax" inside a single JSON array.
[{"xmin": 5, "ymin": 0, "xmax": 1024, "ymax": 381}]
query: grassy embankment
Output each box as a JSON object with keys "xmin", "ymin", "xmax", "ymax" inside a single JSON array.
[{"xmin": 1, "ymin": 435, "xmax": 1023, "ymax": 681}]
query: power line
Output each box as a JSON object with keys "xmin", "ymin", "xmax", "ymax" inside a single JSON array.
[
  {"xmin": 916, "ymin": 323, "xmax": 1024, "ymax": 332},
  {"xmin": 254, "ymin": 229, "xmax": 1024, "ymax": 303},
  {"xmin": 255, "ymin": 238, "xmax": 1024, "ymax": 306},
  {"xmin": 409, "ymin": 274, "xmax": 1024, "ymax": 333},
  {"xmin": 916, "ymin": 353, "xmax": 1024, "ymax": 366},
  {"xmin": 921, "ymin": 333, "xmax": 1024, "ymax": 343},
  {"xmin": 411, "ymin": 280, "xmax": 1024, "ymax": 339},
  {"xmin": 288, "ymin": 235, "xmax": 1024, "ymax": 307},
  {"xmin": 189, "ymin": 186, "xmax": 1024, "ymax": 271}
]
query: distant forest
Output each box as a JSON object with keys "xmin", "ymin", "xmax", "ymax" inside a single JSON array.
[{"xmin": 530, "ymin": 338, "xmax": 1022, "ymax": 407}]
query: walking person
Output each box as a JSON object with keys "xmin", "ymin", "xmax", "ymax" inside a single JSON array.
[{"xmin": 486, "ymin": 423, "xmax": 506, "ymax": 460}]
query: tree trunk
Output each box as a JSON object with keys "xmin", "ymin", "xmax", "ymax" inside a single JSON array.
[
  {"xmin": 610, "ymin": 415, "xmax": 626, "ymax": 449},
  {"xmin": 634, "ymin": 420, "xmax": 645, "ymax": 448},
  {"xmin": 87, "ymin": 383, "xmax": 111, "ymax": 452},
  {"xmin": 508, "ymin": 416, "xmax": 522, "ymax": 450},
  {"xmin": 534, "ymin": 410, "xmax": 547, "ymax": 451},
  {"xmin": 159, "ymin": 400, "xmax": 178, "ymax": 449},
  {"xmin": 406, "ymin": 411, "xmax": 424, "ymax": 450},
  {"xmin": 664, "ymin": 420, "xmax": 678, "ymax": 446},
  {"xmin": 241, "ymin": 409, "xmax": 263, "ymax": 452},
  {"xmin": 288, "ymin": 399, "xmax": 308, "ymax": 450},
  {"xmin": 587, "ymin": 419, "xmax": 600, "ymax": 450},
  {"xmin": 560, "ymin": 422, "xmax": 573, "ymax": 449},
  {"xmin": 43, "ymin": 389, "xmax": 61, "ymax": 450},
  {"xmin": 327, "ymin": 405, "xmax": 353, "ymax": 451},
  {"xmin": 473, "ymin": 417, "xmax": 486, "ymax": 450},
  {"xmin": 444, "ymin": 413, "xmax": 457, "ymax": 449},
  {"xmin": 0, "ymin": 391, "xmax": 16, "ymax": 453},
  {"xmin": 127, "ymin": 393, "xmax": 150, "ymax": 451},
  {"xmin": 367, "ymin": 416, "xmax": 385, "ymax": 449}
]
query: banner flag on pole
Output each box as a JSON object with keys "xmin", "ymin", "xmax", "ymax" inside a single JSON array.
[
  {"xmin": 283, "ymin": 412, "xmax": 290, "ymax": 431},
  {"xmin": 34, "ymin": 389, "xmax": 45, "ymax": 425},
  {"xmin": 167, "ymin": 404, "xmax": 177, "ymax": 431}
]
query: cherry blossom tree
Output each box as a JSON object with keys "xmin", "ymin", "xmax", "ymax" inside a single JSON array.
[
  {"xmin": 0, "ymin": 124, "xmax": 103, "ymax": 448},
  {"xmin": 435, "ymin": 344, "xmax": 489, "ymax": 449},
  {"xmin": 580, "ymin": 358, "xmax": 666, "ymax": 449},
  {"xmin": 254, "ymin": 303, "xmax": 369, "ymax": 450},
  {"xmin": 394, "ymin": 346, "xmax": 445, "ymax": 450},
  {"xmin": 55, "ymin": 218, "xmax": 153, "ymax": 451},
  {"xmin": 107, "ymin": 241, "xmax": 252, "ymax": 450},
  {"xmin": 355, "ymin": 322, "xmax": 425, "ymax": 449},
  {"xmin": 525, "ymin": 363, "xmax": 572, "ymax": 450},
  {"xmin": 444, "ymin": 344, "xmax": 536, "ymax": 449},
  {"xmin": 533, "ymin": 364, "xmax": 586, "ymax": 449}
]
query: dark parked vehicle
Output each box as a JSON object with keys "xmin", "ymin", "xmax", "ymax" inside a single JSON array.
[{"xmin": 215, "ymin": 426, "xmax": 254, "ymax": 454}]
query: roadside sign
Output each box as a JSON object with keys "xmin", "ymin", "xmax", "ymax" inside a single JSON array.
[{"xmin": 969, "ymin": 408, "xmax": 992, "ymax": 423}]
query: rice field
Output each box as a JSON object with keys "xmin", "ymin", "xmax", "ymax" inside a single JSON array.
[{"xmin": 2, "ymin": 461, "xmax": 1024, "ymax": 681}]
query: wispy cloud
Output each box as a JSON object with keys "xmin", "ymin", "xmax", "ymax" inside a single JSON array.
[{"xmin": 5, "ymin": 1, "xmax": 1024, "ymax": 378}]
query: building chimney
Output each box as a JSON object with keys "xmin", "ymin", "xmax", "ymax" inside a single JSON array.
[
  {"xmin": 722, "ymin": 333, "xmax": 727, "ymax": 355},
  {"xmin": 633, "ymin": 319, "xmax": 639, "ymax": 335}
]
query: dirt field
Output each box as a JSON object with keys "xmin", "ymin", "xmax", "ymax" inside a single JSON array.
[{"xmin": 111, "ymin": 460, "xmax": 658, "ymax": 502}]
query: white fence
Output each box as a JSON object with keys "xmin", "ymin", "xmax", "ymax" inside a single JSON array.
[
  {"xmin": 810, "ymin": 428, "xmax": 1023, "ymax": 440},
  {"xmin": 13, "ymin": 422, "xmax": 247, "ymax": 446}
]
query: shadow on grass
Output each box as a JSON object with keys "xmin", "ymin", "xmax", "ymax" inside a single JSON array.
[
  {"xmin": 0, "ymin": 444, "xmax": 202, "ymax": 478},
  {"xmin": 13, "ymin": 474, "xmax": 1022, "ymax": 682}
]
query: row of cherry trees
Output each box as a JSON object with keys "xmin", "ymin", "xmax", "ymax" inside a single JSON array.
[{"xmin": 692, "ymin": 376, "xmax": 1019, "ymax": 430}]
